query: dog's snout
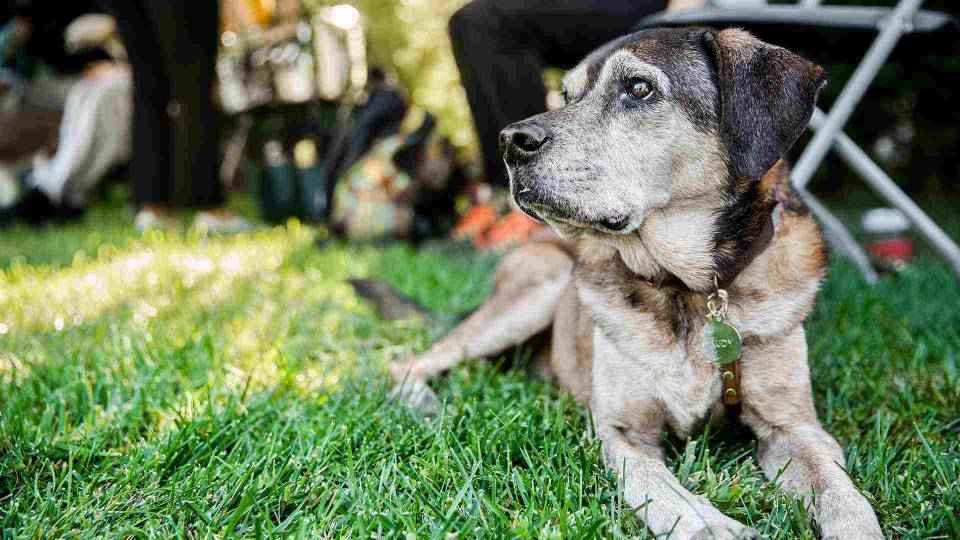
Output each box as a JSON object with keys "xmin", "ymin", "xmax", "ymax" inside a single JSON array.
[{"xmin": 500, "ymin": 122, "xmax": 551, "ymax": 161}]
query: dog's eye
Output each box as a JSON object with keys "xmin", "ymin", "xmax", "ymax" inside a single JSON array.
[
  {"xmin": 561, "ymin": 89, "xmax": 570, "ymax": 105},
  {"xmin": 626, "ymin": 78, "xmax": 654, "ymax": 101}
]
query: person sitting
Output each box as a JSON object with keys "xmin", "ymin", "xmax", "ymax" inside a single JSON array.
[{"xmin": 0, "ymin": 13, "xmax": 128, "ymax": 226}]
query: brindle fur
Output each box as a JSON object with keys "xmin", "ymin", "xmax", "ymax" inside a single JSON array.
[{"xmin": 389, "ymin": 27, "xmax": 882, "ymax": 540}]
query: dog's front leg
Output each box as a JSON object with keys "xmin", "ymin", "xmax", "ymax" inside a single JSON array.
[
  {"xmin": 742, "ymin": 329, "xmax": 882, "ymax": 540},
  {"xmin": 389, "ymin": 241, "xmax": 574, "ymax": 413},
  {"xmin": 756, "ymin": 424, "xmax": 882, "ymax": 540},
  {"xmin": 591, "ymin": 328, "xmax": 757, "ymax": 539},
  {"xmin": 597, "ymin": 424, "xmax": 758, "ymax": 539}
]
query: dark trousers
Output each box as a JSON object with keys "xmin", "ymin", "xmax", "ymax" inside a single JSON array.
[
  {"xmin": 449, "ymin": 0, "xmax": 667, "ymax": 187},
  {"xmin": 97, "ymin": 0, "xmax": 223, "ymax": 207}
]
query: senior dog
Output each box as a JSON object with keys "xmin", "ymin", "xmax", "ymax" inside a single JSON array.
[{"xmin": 388, "ymin": 27, "xmax": 883, "ymax": 539}]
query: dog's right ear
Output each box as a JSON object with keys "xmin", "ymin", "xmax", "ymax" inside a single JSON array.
[{"xmin": 702, "ymin": 29, "xmax": 826, "ymax": 182}]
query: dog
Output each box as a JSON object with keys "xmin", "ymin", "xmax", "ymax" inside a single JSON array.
[{"xmin": 386, "ymin": 27, "xmax": 883, "ymax": 539}]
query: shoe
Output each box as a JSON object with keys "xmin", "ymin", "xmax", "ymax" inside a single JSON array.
[
  {"xmin": 0, "ymin": 187, "xmax": 84, "ymax": 227},
  {"xmin": 192, "ymin": 210, "xmax": 252, "ymax": 235},
  {"xmin": 134, "ymin": 208, "xmax": 178, "ymax": 232}
]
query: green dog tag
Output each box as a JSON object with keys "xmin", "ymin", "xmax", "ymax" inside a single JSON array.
[{"xmin": 703, "ymin": 317, "xmax": 742, "ymax": 365}]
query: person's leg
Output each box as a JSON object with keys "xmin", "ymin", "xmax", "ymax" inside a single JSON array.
[
  {"xmin": 97, "ymin": 0, "xmax": 175, "ymax": 207},
  {"xmin": 53, "ymin": 71, "xmax": 133, "ymax": 208},
  {"xmin": 101, "ymin": 0, "xmax": 241, "ymax": 231},
  {"xmin": 140, "ymin": 0, "xmax": 223, "ymax": 208},
  {"xmin": 449, "ymin": 0, "xmax": 667, "ymax": 187},
  {"xmin": 169, "ymin": 0, "xmax": 224, "ymax": 207},
  {"xmin": 449, "ymin": 1, "xmax": 542, "ymax": 189},
  {"xmin": 28, "ymin": 77, "xmax": 103, "ymax": 206}
]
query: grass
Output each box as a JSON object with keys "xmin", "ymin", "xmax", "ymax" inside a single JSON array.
[{"xmin": 1, "ymin": 201, "xmax": 958, "ymax": 539}]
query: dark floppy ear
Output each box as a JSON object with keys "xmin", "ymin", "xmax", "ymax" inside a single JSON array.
[{"xmin": 702, "ymin": 28, "xmax": 827, "ymax": 182}]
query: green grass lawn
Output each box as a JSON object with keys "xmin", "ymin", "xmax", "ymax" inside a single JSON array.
[{"xmin": 1, "ymin": 203, "xmax": 958, "ymax": 539}]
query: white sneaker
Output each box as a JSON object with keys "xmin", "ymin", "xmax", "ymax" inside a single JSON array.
[
  {"xmin": 192, "ymin": 210, "xmax": 252, "ymax": 235},
  {"xmin": 134, "ymin": 208, "xmax": 178, "ymax": 232}
]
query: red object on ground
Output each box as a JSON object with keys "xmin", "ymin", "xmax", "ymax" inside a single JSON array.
[{"xmin": 866, "ymin": 237, "xmax": 914, "ymax": 264}]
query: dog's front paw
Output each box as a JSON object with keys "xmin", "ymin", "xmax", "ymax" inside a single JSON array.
[
  {"xmin": 815, "ymin": 488, "xmax": 883, "ymax": 540},
  {"xmin": 388, "ymin": 378, "xmax": 440, "ymax": 417}
]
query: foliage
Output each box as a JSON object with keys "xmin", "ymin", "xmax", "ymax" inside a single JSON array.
[
  {"xmin": 1, "ymin": 202, "xmax": 958, "ymax": 537},
  {"xmin": 305, "ymin": 0, "xmax": 475, "ymax": 154}
]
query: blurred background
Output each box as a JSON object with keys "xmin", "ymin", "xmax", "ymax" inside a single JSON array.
[{"xmin": 321, "ymin": 0, "xmax": 960, "ymax": 199}]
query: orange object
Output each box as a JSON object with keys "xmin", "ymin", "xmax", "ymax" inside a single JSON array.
[
  {"xmin": 475, "ymin": 209, "xmax": 543, "ymax": 251},
  {"xmin": 452, "ymin": 202, "xmax": 497, "ymax": 241}
]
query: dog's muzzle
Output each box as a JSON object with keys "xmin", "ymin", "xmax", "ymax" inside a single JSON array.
[
  {"xmin": 512, "ymin": 178, "xmax": 631, "ymax": 234},
  {"xmin": 500, "ymin": 120, "xmax": 630, "ymax": 233}
]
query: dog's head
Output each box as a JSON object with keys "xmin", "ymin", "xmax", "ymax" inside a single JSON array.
[{"xmin": 502, "ymin": 27, "xmax": 825, "ymax": 238}]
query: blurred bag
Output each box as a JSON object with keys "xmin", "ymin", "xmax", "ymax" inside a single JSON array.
[
  {"xmin": 331, "ymin": 110, "xmax": 460, "ymax": 240},
  {"xmin": 294, "ymin": 138, "xmax": 329, "ymax": 222},
  {"xmin": 330, "ymin": 134, "xmax": 415, "ymax": 240}
]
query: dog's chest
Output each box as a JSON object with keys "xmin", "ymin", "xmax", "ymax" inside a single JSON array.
[{"xmin": 580, "ymin": 282, "xmax": 723, "ymax": 437}]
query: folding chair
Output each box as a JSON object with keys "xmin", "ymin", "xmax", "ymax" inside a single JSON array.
[{"xmin": 636, "ymin": 0, "xmax": 960, "ymax": 283}]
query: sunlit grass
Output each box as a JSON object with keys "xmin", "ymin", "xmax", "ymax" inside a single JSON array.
[{"xmin": 0, "ymin": 202, "xmax": 957, "ymax": 538}]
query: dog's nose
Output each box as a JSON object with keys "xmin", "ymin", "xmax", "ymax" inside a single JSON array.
[{"xmin": 500, "ymin": 122, "xmax": 551, "ymax": 161}]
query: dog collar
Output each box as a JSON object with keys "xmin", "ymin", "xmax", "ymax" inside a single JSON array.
[
  {"xmin": 642, "ymin": 199, "xmax": 782, "ymax": 409},
  {"xmin": 704, "ymin": 204, "xmax": 783, "ymax": 410},
  {"xmin": 709, "ymin": 203, "xmax": 784, "ymax": 409},
  {"xmin": 640, "ymin": 199, "xmax": 782, "ymax": 408}
]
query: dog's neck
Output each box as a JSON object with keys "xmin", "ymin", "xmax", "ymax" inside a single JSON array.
[
  {"xmin": 576, "ymin": 160, "xmax": 826, "ymax": 343},
  {"xmin": 597, "ymin": 162, "xmax": 785, "ymax": 293}
]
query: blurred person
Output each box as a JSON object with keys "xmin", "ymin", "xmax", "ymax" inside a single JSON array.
[
  {"xmin": 0, "ymin": 0, "xmax": 103, "ymax": 173},
  {"xmin": 448, "ymin": 0, "xmax": 705, "ymax": 248},
  {"xmin": 0, "ymin": 5, "xmax": 122, "ymax": 226},
  {"xmin": 0, "ymin": 21, "xmax": 131, "ymax": 226},
  {"xmin": 95, "ymin": 0, "xmax": 247, "ymax": 232},
  {"xmin": 8, "ymin": 15, "xmax": 131, "ymax": 223}
]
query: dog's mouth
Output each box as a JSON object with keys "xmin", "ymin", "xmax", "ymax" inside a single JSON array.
[{"xmin": 511, "ymin": 176, "xmax": 632, "ymax": 234}]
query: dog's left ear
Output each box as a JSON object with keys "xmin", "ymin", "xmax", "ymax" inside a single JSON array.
[{"xmin": 702, "ymin": 28, "xmax": 826, "ymax": 182}]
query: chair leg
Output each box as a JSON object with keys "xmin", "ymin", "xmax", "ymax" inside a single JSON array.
[
  {"xmin": 809, "ymin": 110, "xmax": 960, "ymax": 281},
  {"xmin": 798, "ymin": 186, "xmax": 880, "ymax": 284}
]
